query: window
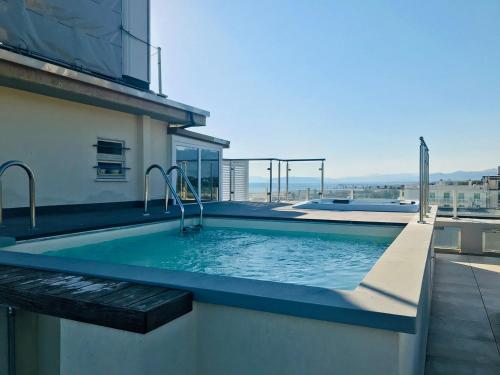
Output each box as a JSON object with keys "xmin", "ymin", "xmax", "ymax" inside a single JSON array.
[
  {"xmin": 95, "ymin": 139, "xmax": 127, "ymax": 180},
  {"xmin": 458, "ymin": 193, "xmax": 465, "ymax": 200},
  {"xmin": 473, "ymin": 193, "xmax": 481, "ymax": 200},
  {"xmin": 443, "ymin": 192, "xmax": 450, "ymax": 200}
]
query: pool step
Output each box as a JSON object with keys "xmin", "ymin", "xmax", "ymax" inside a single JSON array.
[{"xmin": 182, "ymin": 225, "xmax": 202, "ymax": 233}]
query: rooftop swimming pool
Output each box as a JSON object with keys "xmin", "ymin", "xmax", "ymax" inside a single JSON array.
[{"xmin": 15, "ymin": 218, "xmax": 403, "ymax": 290}]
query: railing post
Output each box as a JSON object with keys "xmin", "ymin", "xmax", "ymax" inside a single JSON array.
[
  {"xmin": 419, "ymin": 141, "xmax": 424, "ymax": 223},
  {"xmin": 319, "ymin": 160, "xmax": 324, "ymax": 199},
  {"xmin": 229, "ymin": 161, "xmax": 234, "ymax": 201},
  {"xmin": 285, "ymin": 162, "xmax": 290, "ymax": 201},
  {"xmin": 277, "ymin": 160, "xmax": 281, "ymax": 202},
  {"xmin": 306, "ymin": 187, "xmax": 310, "ymax": 201},
  {"xmin": 418, "ymin": 137, "xmax": 429, "ymax": 223},
  {"xmin": 452, "ymin": 190, "xmax": 458, "ymax": 219},
  {"xmin": 157, "ymin": 47, "xmax": 164, "ymax": 96},
  {"xmin": 268, "ymin": 160, "xmax": 272, "ymax": 203}
]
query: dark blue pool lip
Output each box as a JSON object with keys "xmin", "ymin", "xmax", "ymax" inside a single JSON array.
[
  {"xmin": 0, "ymin": 247, "xmax": 417, "ymax": 334},
  {"xmin": 1, "ymin": 201, "xmax": 409, "ymax": 241}
]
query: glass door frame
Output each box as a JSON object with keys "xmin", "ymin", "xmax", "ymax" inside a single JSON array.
[{"xmin": 171, "ymin": 136, "xmax": 223, "ymax": 202}]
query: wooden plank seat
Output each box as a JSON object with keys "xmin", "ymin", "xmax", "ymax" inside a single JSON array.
[{"xmin": 0, "ymin": 264, "xmax": 192, "ymax": 333}]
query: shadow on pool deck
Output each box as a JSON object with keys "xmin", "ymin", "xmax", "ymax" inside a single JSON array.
[{"xmin": 425, "ymin": 253, "xmax": 500, "ymax": 375}]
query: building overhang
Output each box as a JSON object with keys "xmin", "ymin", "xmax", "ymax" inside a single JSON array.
[
  {"xmin": 0, "ymin": 48, "xmax": 209, "ymax": 127},
  {"xmin": 170, "ymin": 128, "xmax": 230, "ymax": 149}
]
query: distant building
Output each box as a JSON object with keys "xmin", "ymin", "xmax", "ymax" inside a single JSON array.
[{"xmin": 404, "ymin": 166, "xmax": 500, "ymax": 210}]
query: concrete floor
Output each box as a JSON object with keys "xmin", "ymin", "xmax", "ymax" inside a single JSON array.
[{"xmin": 425, "ymin": 253, "xmax": 500, "ymax": 374}]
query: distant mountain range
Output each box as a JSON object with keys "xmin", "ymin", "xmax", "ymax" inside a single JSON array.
[{"xmin": 250, "ymin": 168, "xmax": 498, "ymax": 185}]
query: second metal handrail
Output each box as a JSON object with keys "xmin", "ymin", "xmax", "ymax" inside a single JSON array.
[
  {"xmin": 144, "ymin": 164, "xmax": 186, "ymax": 231},
  {"xmin": 166, "ymin": 165, "xmax": 203, "ymax": 227},
  {"xmin": 143, "ymin": 164, "xmax": 203, "ymax": 231},
  {"xmin": 0, "ymin": 160, "xmax": 36, "ymax": 229}
]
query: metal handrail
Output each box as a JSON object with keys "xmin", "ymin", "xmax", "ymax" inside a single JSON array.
[
  {"xmin": 143, "ymin": 164, "xmax": 186, "ymax": 231},
  {"xmin": 418, "ymin": 137, "xmax": 430, "ymax": 223},
  {"xmin": 166, "ymin": 165, "xmax": 203, "ymax": 227},
  {"xmin": 0, "ymin": 160, "xmax": 36, "ymax": 229}
]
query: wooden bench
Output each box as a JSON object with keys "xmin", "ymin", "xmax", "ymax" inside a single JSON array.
[{"xmin": 0, "ymin": 264, "xmax": 192, "ymax": 333}]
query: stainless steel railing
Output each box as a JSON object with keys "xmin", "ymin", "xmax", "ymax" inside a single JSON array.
[
  {"xmin": 144, "ymin": 164, "xmax": 186, "ymax": 231},
  {"xmin": 143, "ymin": 164, "xmax": 203, "ymax": 231},
  {"xmin": 166, "ymin": 165, "xmax": 203, "ymax": 227},
  {"xmin": 418, "ymin": 137, "xmax": 430, "ymax": 223},
  {"xmin": 0, "ymin": 160, "xmax": 36, "ymax": 229}
]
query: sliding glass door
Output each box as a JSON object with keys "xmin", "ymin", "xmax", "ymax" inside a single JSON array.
[
  {"xmin": 175, "ymin": 145, "xmax": 221, "ymax": 202},
  {"xmin": 176, "ymin": 146, "xmax": 199, "ymax": 200}
]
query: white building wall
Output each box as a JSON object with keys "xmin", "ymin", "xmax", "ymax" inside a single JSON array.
[
  {"xmin": 0, "ymin": 86, "xmax": 169, "ymax": 208},
  {"xmin": 19, "ymin": 301, "xmax": 418, "ymax": 375}
]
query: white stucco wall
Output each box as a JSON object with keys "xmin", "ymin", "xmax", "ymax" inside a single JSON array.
[
  {"xmin": 195, "ymin": 302, "xmax": 401, "ymax": 375},
  {"xmin": 15, "ymin": 301, "xmax": 425, "ymax": 375},
  {"xmin": 59, "ymin": 311, "xmax": 196, "ymax": 375},
  {"xmin": 0, "ymin": 86, "xmax": 168, "ymax": 207}
]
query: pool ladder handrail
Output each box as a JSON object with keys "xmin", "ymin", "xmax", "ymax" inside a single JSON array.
[
  {"xmin": 143, "ymin": 164, "xmax": 203, "ymax": 232},
  {"xmin": 166, "ymin": 165, "xmax": 203, "ymax": 229},
  {"xmin": 0, "ymin": 160, "xmax": 36, "ymax": 229}
]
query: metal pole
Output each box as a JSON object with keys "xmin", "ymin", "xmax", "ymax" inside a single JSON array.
[
  {"xmin": 452, "ymin": 190, "xmax": 458, "ymax": 219},
  {"xmin": 277, "ymin": 161, "xmax": 281, "ymax": 202},
  {"xmin": 229, "ymin": 161, "xmax": 234, "ymax": 201},
  {"xmin": 144, "ymin": 174, "xmax": 150, "ymax": 215},
  {"xmin": 426, "ymin": 153, "xmax": 429, "ymax": 216},
  {"xmin": 29, "ymin": 176, "xmax": 35, "ymax": 229},
  {"xmin": 268, "ymin": 160, "xmax": 273, "ymax": 203},
  {"xmin": 157, "ymin": 47, "xmax": 163, "ymax": 96},
  {"xmin": 320, "ymin": 160, "xmax": 324, "ymax": 199},
  {"xmin": 164, "ymin": 181, "xmax": 169, "ymax": 213},
  {"xmin": 285, "ymin": 162, "xmax": 289, "ymax": 201},
  {"xmin": 419, "ymin": 140, "xmax": 425, "ymax": 223},
  {"xmin": 7, "ymin": 307, "xmax": 16, "ymax": 375},
  {"xmin": 306, "ymin": 187, "xmax": 310, "ymax": 201}
]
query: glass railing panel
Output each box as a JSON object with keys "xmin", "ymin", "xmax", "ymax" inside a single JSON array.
[
  {"xmin": 434, "ymin": 227, "xmax": 461, "ymax": 250},
  {"xmin": 483, "ymin": 230, "xmax": 500, "ymax": 254}
]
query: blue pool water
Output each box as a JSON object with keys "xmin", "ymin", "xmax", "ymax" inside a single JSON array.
[{"xmin": 43, "ymin": 226, "xmax": 398, "ymax": 290}]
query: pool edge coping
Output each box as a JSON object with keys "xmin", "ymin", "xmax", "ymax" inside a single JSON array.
[{"xmin": 0, "ymin": 210, "xmax": 435, "ymax": 334}]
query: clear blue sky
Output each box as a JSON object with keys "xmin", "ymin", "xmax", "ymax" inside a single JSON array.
[{"xmin": 151, "ymin": 1, "xmax": 500, "ymax": 178}]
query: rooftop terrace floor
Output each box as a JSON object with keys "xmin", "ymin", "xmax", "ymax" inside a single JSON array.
[
  {"xmin": 425, "ymin": 253, "xmax": 500, "ymax": 374},
  {"xmin": 0, "ymin": 201, "xmax": 413, "ymax": 240}
]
